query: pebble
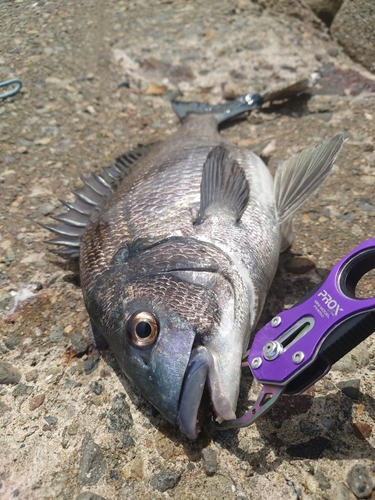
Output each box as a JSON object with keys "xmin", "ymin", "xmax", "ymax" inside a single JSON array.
[
  {"xmin": 149, "ymin": 469, "xmax": 181, "ymax": 492},
  {"xmin": 44, "ymin": 415, "xmax": 58, "ymax": 426},
  {"xmin": 123, "ymin": 454, "xmax": 144, "ymax": 480},
  {"xmin": 202, "ymin": 447, "xmax": 218, "ymax": 477},
  {"xmin": 6, "ymin": 248, "xmax": 15, "ymax": 262},
  {"xmin": 244, "ymin": 40, "xmax": 263, "ymax": 51},
  {"xmin": 45, "ymin": 367, "xmax": 64, "ymax": 385},
  {"xmin": 107, "ymin": 393, "xmax": 133, "ymax": 433},
  {"xmin": 78, "ymin": 432, "xmax": 106, "ymax": 486},
  {"xmin": 84, "ymin": 353, "xmax": 100, "ymax": 374},
  {"xmin": 71, "ymin": 333, "xmax": 88, "ymax": 356},
  {"xmin": 346, "ymin": 464, "xmax": 373, "ymax": 499},
  {"xmin": 75, "ymin": 492, "xmax": 108, "ymax": 500},
  {"xmin": 13, "ymin": 383, "xmax": 33, "ymax": 397},
  {"xmin": 314, "ymin": 469, "xmax": 331, "ymax": 490},
  {"xmin": 90, "ymin": 381, "xmax": 104, "ymax": 395},
  {"xmin": 299, "ymin": 419, "xmax": 321, "ymax": 437},
  {"xmin": 49, "ymin": 325, "xmax": 64, "ymax": 343},
  {"xmin": 25, "ymin": 369, "xmax": 38, "ymax": 382},
  {"xmin": 326, "ymin": 482, "xmax": 356, "ymax": 500},
  {"xmin": 0, "ymin": 361, "xmax": 21, "ymax": 385},
  {"xmin": 336, "ymin": 379, "xmax": 360, "ymax": 400},
  {"xmin": 38, "ymin": 202, "xmax": 56, "ymax": 216},
  {"xmin": 352, "ymin": 422, "xmax": 372, "ymax": 440},
  {"xmin": 3, "ymin": 333, "xmax": 20, "ymax": 350},
  {"xmin": 333, "ymin": 343, "xmax": 370, "ymax": 372},
  {"xmin": 29, "ymin": 393, "xmax": 45, "ymax": 410},
  {"xmin": 122, "ymin": 432, "xmax": 135, "ymax": 448}
]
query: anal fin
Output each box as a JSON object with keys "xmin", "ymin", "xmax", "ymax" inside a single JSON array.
[{"xmin": 197, "ymin": 146, "xmax": 249, "ymax": 224}]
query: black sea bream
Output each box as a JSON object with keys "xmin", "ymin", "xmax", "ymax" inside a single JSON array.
[{"xmin": 45, "ymin": 93, "xmax": 344, "ymax": 438}]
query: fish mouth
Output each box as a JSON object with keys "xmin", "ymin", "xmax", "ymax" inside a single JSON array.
[{"xmin": 177, "ymin": 345, "xmax": 236, "ymax": 439}]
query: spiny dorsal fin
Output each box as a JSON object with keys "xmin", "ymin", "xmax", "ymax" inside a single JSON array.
[
  {"xmin": 197, "ymin": 146, "xmax": 249, "ymax": 224},
  {"xmin": 43, "ymin": 144, "xmax": 155, "ymax": 258},
  {"xmin": 275, "ymin": 134, "xmax": 345, "ymax": 224}
]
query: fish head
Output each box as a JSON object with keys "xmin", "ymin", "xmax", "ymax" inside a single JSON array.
[{"xmin": 85, "ymin": 239, "xmax": 249, "ymax": 439}]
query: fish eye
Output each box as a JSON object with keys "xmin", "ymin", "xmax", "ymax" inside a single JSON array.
[{"xmin": 126, "ymin": 311, "xmax": 159, "ymax": 347}]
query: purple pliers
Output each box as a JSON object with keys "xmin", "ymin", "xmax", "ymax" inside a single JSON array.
[{"xmin": 219, "ymin": 238, "xmax": 375, "ymax": 429}]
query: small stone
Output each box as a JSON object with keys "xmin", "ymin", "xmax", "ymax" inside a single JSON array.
[
  {"xmin": 45, "ymin": 367, "xmax": 64, "ymax": 385},
  {"xmin": 327, "ymin": 482, "xmax": 356, "ymax": 500},
  {"xmin": 90, "ymin": 381, "xmax": 103, "ymax": 395},
  {"xmin": 149, "ymin": 469, "xmax": 181, "ymax": 492},
  {"xmin": 0, "ymin": 361, "xmax": 21, "ymax": 385},
  {"xmin": 64, "ymin": 325, "xmax": 73, "ymax": 334},
  {"xmin": 63, "ymin": 379, "xmax": 82, "ymax": 388},
  {"xmin": 284, "ymin": 256, "xmax": 315, "ymax": 274},
  {"xmin": 86, "ymin": 105, "xmax": 96, "ymax": 115},
  {"xmin": 123, "ymin": 455, "xmax": 144, "ymax": 480},
  {"xmin": 25, "ymin": 369, "xmax": 38, "ymax": 382},
  {"xmin": 29, "ymin": 393, "xmax": 45, "ymax": 410},
  {"xmin": 78, "ymin": 432, "xmax": 106, "ymax": 486},
  {"xmin": 61, "ymin": 427, "xmax": 69, "ymax": 449},
  {"xmin": 67, "ymin": 422, "xmax": 80, "ymax": 435},
  {"xmin": 352, "ymin": 422, "xmax": 372, "ymax": 439},
  {"xmin": 202, "ymin": 447, "xmax": 218, "ymax": 477},
  {"xmin": 145, "ymin": 83, "xmax": 168, "ymax": 95},
  {"xmin": 71, "ymin": 333, "xmax": 88, "ymax": 356},
  {"xmin": 314, "ymin": 469, "xmax": 331, "ymax": 489},
  {"xmin": 13, "ymin": 383, "xmax": 33, "ymax": 397},
  {"xmin": 122, "ymin": 432, "xmax": 135, "ymax": 448},
  {"xmin": 75, "ymin": 492, "xmax": 107, "ymax": 500},
  {"xmin": 37, "ymin": 203, "xmax": 55, "ymax": 216},
  {"xmin": 108, "ymin": 393, "xmax": 133, "ymax": 432},
  {"xmin": 0, "ymin": 401, "xmax": 11, "ymax": 414},
  {"xmin": 4, "ymin": 333, "xmax": 20, "ymax": 350},
  {"xmin": 6, "ymin": 247, "xmax": 15, "ymax": 262},
  {"xmin": 359, "ymin": 199, "xmax": 375, "ymax": 212},
  {"xmin": 299, "ymin": 420, "xmax": 321, "ymax": 437},
  {"xmin": 50, "ymin": 325, "xmax": 64, "ymax": 343},
  {"xmin": 84, "ymin": 353, "xmax": 100, "ymax": 374},
  {"xmin": 34, "ymin": 137, "xmax": 52, "ymax": 145},
  {"xmin": 44, "ymin": 416, "xmax": 58, "ymax": 426},
  {"xmin": 244, "ymin": 40, "xmax": 263, "ymax": 50},
  {"xmin": 360, "ymin": 175, "xmax": 375, "ymax": 186},
  {"xmin": 333, "ymin": 343, "xmax": 369, "ymax": 372},
  {"xmin": 336, "ymin": 379, "xmax": 360, "ymax": 400},
  {"xmin": 0, "ymin": 293, "xmax": 12, "ymax": 310},
  {"xmin": 346, "ymin": 464, "xmax": 373, "ymax": 499}
]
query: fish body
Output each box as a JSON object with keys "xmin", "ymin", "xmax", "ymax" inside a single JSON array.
[{"xmin": 45, "ymin": 95, "xmax": 344, "ymax": 438}]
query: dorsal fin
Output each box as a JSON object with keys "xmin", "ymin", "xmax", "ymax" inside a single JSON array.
[
  {"xmin": 42, "ymin": 144, "xmax": 155, "ymax": 258},
  {"xmin": 197, "ymin": 146, "xmax": 249, "ymax": 224}
]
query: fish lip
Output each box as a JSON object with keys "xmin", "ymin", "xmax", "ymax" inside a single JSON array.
[
  {"xmin": 177, "ymin": 345, "xmax": 236, "ymax": 439},
  {"xmin": 177, "ymin": 345, "xmax": 211, "ymax": 439}
]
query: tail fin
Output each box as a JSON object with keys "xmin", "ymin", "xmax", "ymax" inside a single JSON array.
[{"xmin": 171, "ymin": 93, "xmax": 263, "ymax": 124}]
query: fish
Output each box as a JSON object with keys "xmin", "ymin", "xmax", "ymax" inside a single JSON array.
[{"xmin": 43, "ymin": 88, "xmax": 344, "ymax": 439}]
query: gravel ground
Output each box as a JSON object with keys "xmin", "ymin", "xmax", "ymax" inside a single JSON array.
[{"xmin": 1, "ymin": 1, "xmax": 375, "ymax": 499}]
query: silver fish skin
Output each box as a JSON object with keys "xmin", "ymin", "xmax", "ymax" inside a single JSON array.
[{"xmin": 44, "ymin": 96, "xmax": 344, "ymax": 439}]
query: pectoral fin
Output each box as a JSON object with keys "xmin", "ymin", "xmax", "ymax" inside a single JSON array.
[
  {"xmin": 197, "ymin": 146, "xmax": 250, "ymax": 224},
  {"xmin": 275, "ymin": 134, "xmax": 345, "ymax": 226}
]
